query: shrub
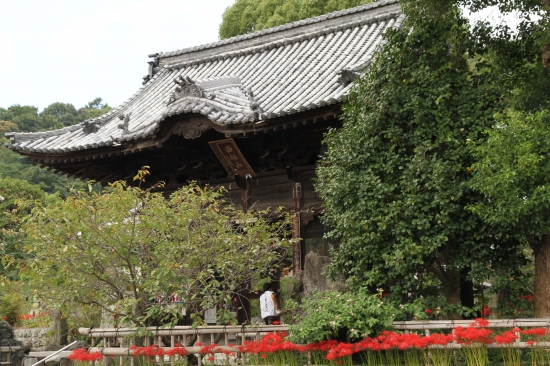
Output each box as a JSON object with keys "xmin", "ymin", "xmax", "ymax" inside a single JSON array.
[
  {"xmin": 289, "ymin": 290, "xmax": 400, "ymax": 343},
  {"xmin": 0, "ymin": 292, "xmax": 25, "ymax": 325}
]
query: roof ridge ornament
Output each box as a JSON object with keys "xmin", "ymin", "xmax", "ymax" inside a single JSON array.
[
  {"xmin": 117, "ymin": 112, "xmax": 132, "ymax": 134},
  {"xmin": 336, "ymin": 69, "xmax": 361, "ymax": 85},
  {"xmin": 82, "ymin": 120, "xmax": 102, "ymax": 134},
  {"xmin": 336, "ymin": 60, "xmax": 372, "ymax": 85},
  {"xmin": 243, "ymin": 88, "xmax": 264, "ymax": 121},
  {"xmin": 166, "ymin": 75, "xmax": 215, "ymax": 105}
]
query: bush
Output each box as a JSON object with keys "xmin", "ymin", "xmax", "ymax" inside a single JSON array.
[
  {"xmin": 289, "ymin": 290, "xmax": 400, "ymax": 343},
  {"xmin": 0, "ymin": 292, "xmax": 24, "ymax": 325}
]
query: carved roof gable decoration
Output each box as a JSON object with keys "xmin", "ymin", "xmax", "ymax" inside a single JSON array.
[
  {"xmin": 243, "ymin": 88, "xmax": 264, "ymax": 121},
  {"xmin": 82, "ymin": 120, "xmax": 102, "ymax": 134},
  {"xmin": 336, "ymin": 69, "xmax": 361, "ymax": 85},
  {"xmin": 172, "ymin": 118, "xmax": 211, "ymax": 139},
  {"xmin": 117, "ymin": 112, "xmax": 132, "ymax": 134},
  {"xmin": 166, "ymin": 75, "xmax": 215, "ymax": 105}
]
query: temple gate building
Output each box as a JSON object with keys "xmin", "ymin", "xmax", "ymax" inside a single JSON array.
[{"xmin": 6, "ymin": 0, "xmax": 403, "ymax": 320}]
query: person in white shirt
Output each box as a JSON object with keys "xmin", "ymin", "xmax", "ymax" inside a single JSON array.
[{"xmin": 259, "ymin": 283, "xmax": 280, "ymax": 325}]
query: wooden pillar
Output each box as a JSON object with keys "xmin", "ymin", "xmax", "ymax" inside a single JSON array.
[
  {"xmin": 235, "ymin": 175, "xmax": 252, "ymax": 210},
  {"xmin": 292, "ymin": 213, "xmax": 301, "ymax": 274},
  {"xmin": 288, "ymin": 167, "xmax": 304, "ymax": 274},
  {"xmin": 241, "ymin": 184, "xmax": 251, "ymax": 210}
]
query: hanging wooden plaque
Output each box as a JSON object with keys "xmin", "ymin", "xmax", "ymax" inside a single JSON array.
[{"xmin": 209, "ymin": 138, "xmax": 255, "ymax": 178}]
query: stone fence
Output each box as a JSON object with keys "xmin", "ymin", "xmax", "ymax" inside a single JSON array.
[{"xmin": 13, "ymin": 328, "xmax": 54, "ymax": 352}]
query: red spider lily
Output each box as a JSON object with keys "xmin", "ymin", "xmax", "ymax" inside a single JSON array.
[
  {"xmin": 325, "ymin": 342, "xmax": 357, "ymax": 360},
  {"xmin": 217, "ymin": 348, "xmax": 235, "ymax": 356},
  {"xmin": 521, "ymin": 328, "xmax": 546, "ymax": 336},
  {"xmin": 307, "ymin": 340, "xmax": 339, "ymax": 352},
  {"xmin": 272, "ymin": 321, "xmax": 280, "ymax": 325},
  {"xmin": 425, "ymin": 309, "xmax": 434, "ymax": 315},
  {"xmin": 494, "ymin": 331, "xmax": 517, "ymax": 344},
  {"xmin": 19, "ymin": 314, "xmax": 34, "ymax": 320},
  {"xmin": 297, "ymin": 345, "xmax": 308, "ymax": 352},
  {"xmin": 520, "ymin": 294, "xmax": 535, "ymax": 301},
  {"xmin": 166, "ymin": 347, "xmax": 187, "ymax": 357},
  {"xmin": 471, "ymin": 318, "xmax": 490, "ymax": 328},
  {"xmin": 355, "ymin": 337, "xmax": 378, "ymax": 352},
  {"xmin": 455, "ymin": 326, "xmax": 493, "ymax": 345},
  {"xmin": 377, "ymin": 330, "xmax": 400, "ymax": 348},
  {"xmin": 199, "ymin": 344, "xmax": 218, "ymax": 355},
  {"xmin": 422, "ymin": 333, "xmax": 454, "ymax": 347},
  {"xmin": 481, "ymin": 306, "xmax": 491, "ymax": 317},
  {"xmin": 130, "ymin": 345, "xmax": 165, "ymax": 357},
  {"xmin": 68, "ymin": 348, "xmax": 104, "ymax": 361},
  {"xmin": 207, "ymin": 356, "xmax": 214, "ymax": 362},
  {"xmin": 238, "ymin": 332, "xmax": 291, "ymax": 354}
]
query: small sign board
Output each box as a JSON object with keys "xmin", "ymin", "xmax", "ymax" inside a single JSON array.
[
  {"xmin": 204, "ymin": 307, "xmax": 217, "ymax": 324},
  {"xmin": 209, "ymin": 139, "xmax": 255, "ymax": 178}
]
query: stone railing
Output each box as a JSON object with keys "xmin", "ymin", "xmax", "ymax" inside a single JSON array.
[
  {"xmin": 77, "ymin": 319, "xmax": 550, "ymax": 366},
  {"xmin": 393, "ymin": 318, "xmax": 550, "ymax": 348},
  {"xmin": 80, "ymin": 325, "xmax": 286, "ymax": 366}
]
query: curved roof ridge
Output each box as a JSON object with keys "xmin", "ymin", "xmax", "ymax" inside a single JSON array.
[
  {"xmin": 156, "ymin": 0, "xmax": 398, "ymax": 62},
  {"xmin": 7, "ymin": 67, "xmax": 167, "ymax": 143},
  {"xmin": 164, "ymin": 11, "xmax": 399, "ymax": 70},
  {"xmin": 6, "ymin": 2, "xmax": 403, "ymax": 155}
]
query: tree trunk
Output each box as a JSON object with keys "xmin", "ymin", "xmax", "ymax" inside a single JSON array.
[
  {"xmin": 427, "ymin": 248, "xmax": 461, "ymax": 305},
  {"xmin": 51, "ymin": 310, "xmax": 68, "ymax": 346},
  {"xmin": 542, "ymin": 41, "xmax": 550, "ymax": 73},
  {"xmin": 460, "ymin": 267, "xmax": 475, "ymax": 318},
  {"xmin": 533, "ymin": 234, "xmax": 550, "ymax": 317}
]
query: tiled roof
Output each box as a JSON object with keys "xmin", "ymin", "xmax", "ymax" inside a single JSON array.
[{"xmin": 6, "ymin": 0, "xmax": 403, "ymax": 154}]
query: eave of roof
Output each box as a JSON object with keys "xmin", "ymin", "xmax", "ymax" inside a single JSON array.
[{"xmin": 6, "ymin": 0, "xmax": 404, "ymax": 155}]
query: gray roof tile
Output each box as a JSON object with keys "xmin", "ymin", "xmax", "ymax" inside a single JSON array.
[{"xmin": 7, "ymin": 1, "xmax": 402, "ymax": 154}]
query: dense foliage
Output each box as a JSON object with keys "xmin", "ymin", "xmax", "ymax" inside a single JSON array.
[
  {"xmin": 0, "ymin": 98, "xmax": 111, "ymax": 196},
  {"xmin": 20, "ymin": 170, "xmax": 295, "ymax": 326},
  {"xmin": 469, "ymin": 110, "xmax": 550, "ymax": 316},
  {"xmin": 0, "ymin": 98, "xmax": 112, "ymax": 133},
  {"xmin": 289, "ymin": 290, "xmax": 402, "ymax": 343},
  {"xmin": 0, "ymin": 177, "xmax": 46, "ymax": 280},
  {"xmin": 219, "ymin": 0, "xmax": 373, "ymax": 39},
  {"xmin": 316, "ymin": 1, "xmax": 523, "ymax": 305}
]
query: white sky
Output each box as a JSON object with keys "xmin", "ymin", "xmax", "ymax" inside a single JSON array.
[
  {"xmin": 0, "ymin": 1, "xmax": 524, "ymax": 112},
  {"xmin": 0, "ymin": 0, "xmax": 235, "ymax": 111}
]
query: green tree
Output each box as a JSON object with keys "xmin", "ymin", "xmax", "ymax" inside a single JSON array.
[
  {"xmin": 40, "ymin": 102, "xmax": 79, "ymax": 127},
  {"xmin": 0, "ymin": 143, "xmax": 88, "ymax": 197},
  {"xmin": 425, "ymin": 0, "xmax": 550, "ymax": 91},
  {"xmin": 0, "ymin": 99, "xmax": 113, "ymax": 196},
  {"xmin": 469, "ymin": 110, "xmax": 550, "ymax": 317},
  {"xmin": 0, "ymin": 121, "xmax": 19, "ymax": 135},
  {"xmin": 315, "ymin": 1, "xmax": 521, "ymax": 307},
  {"xmin": 219, "ymin": 0, "xmax": 374, "ymax": 39},
  {"xmin": 20, "ymin": 171, "xmax": 294, "ymax": 326},
  {"xmin": 0, "ymin": 177, "xmax": 45, "ymax": 280},
  {"xmin": 0, "ymin": 98, "xmax": 112, "ymax": 133},
  {"xmin": 0, "ymin": 105, "xmax": 57, "ymax": 132},
  {"xmin": 76, "ymin": 97, "xmax": 111, "ymax": 121}
]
